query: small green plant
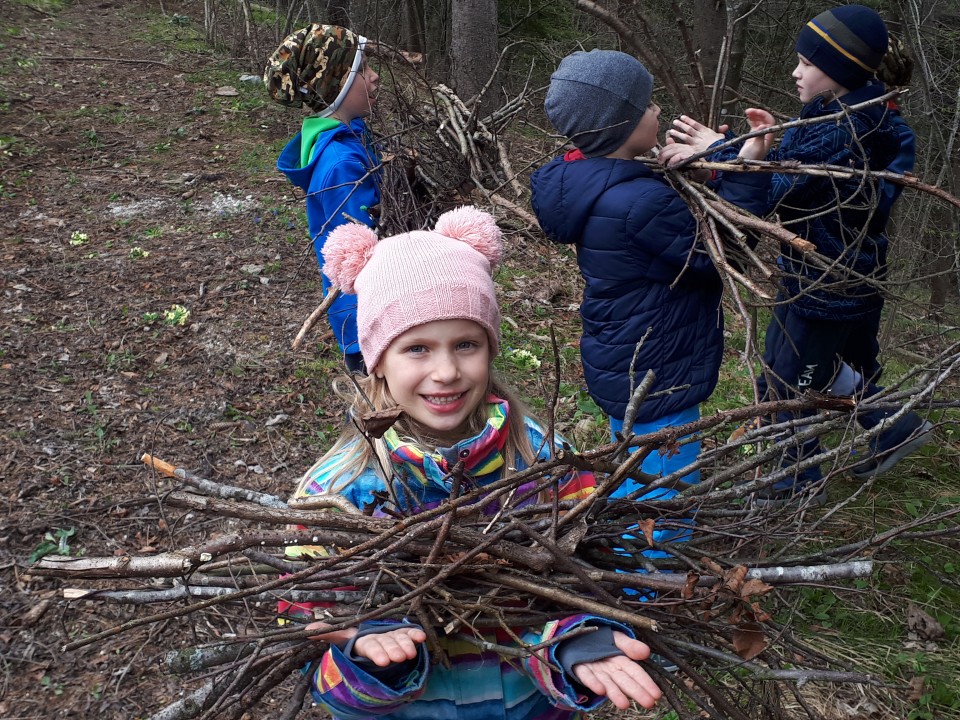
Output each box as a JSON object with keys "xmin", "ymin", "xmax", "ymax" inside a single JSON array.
[
  {"xmin": 572, "ymin": 387, "xmax": 603, "ymax": 421},
  {"xmin": 95, "ymin": 423, "xmax": 120, "ymax": 452},
  {"xmin": 503, "ymin": 347, "xmax": 542, "ymax": 373},
  {"xmin": 163, "ymin": 304, "xmax": 190, "ymax": 326},
  {"xmin": 69, "ymin": 230, "xmax": 88, "ymax": 246},
  {"xmin": 129, "ymin": 246, "xmax": 150, "ymax": 259},
  {"xmin": 39, "ymin": 675, "xmax": 64, "ymax": 696},
  {"xmin": 29, "ymin": 527, "xmax": 76, "ymax": 562},
  {"xmin": 82, "ymin": 389, "xmax": 98, "ymax": 414},
  {"xmin": 106, "ymin": 349, "xmax": 135, "ymax": 370},
  {"xmin": 142, "ymin": 311, "xmax": 160, "ymax": 325}
]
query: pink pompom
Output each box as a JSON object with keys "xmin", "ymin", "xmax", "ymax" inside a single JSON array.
[
  {"xmin": 322, "ymin": 223, "xmax": 379, "ymax": 293},
  {"xmin": 433, "ymin": 206, "xmax": 502, "ymax": 269}
]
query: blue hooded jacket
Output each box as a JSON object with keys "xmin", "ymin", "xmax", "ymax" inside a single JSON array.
[
  {"xmin": 277, "ymin": 118, "xmax": 380, "ymax": 355},
  {"xmin": 530, "ymin": 154, "xmax": 769, "ymax": 421}
]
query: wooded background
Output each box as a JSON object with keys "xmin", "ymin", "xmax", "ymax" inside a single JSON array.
[{"xmin": 196, "ymin": 0, "xmax": 960, "ymax": 325}]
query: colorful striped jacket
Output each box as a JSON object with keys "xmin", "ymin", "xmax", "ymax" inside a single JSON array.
[{"xmin": 284, "ymin": 401, "xmax": 637, "ymax": 719}]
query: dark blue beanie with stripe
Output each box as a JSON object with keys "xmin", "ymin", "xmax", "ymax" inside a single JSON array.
[{"xmin": 795, "ymin": 4, "xmax": 888, "ymax": 90}]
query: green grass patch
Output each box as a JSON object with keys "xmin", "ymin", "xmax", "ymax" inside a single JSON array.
[
  {"xmin": 11, "ymin": 0, "xmax": 66, "ymax": 11},
  {"xmin": 783, "ymin": 457, "xmax": 960, "ymax": 718},
  {"xmin": 142, "ymin": 13, "xmax": 209, "ymax": 54},
  {"xmin": 703, "ymin": 303, "xmax": 769, "ymax": 415},
  {"xmin": 707, "ymin": 295, "xmax": 960, "ymax": 718},
  {"xmin": 293, "ymin": 356, "xmax": 343, "ymax": 382}
]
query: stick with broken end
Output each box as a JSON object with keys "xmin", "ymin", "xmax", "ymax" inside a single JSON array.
[{"xmin": 292, "ymin": 286, "xmax": 341, "ymax": 350}]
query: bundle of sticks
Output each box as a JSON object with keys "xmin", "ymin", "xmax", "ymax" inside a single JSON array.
[
  {"xmin": 32, "ymin": 59, "xmax": 960, "ymax": 720},
  {"xmin": 28, "ymin": 378, "xmax": 960, "ymax": 720}
]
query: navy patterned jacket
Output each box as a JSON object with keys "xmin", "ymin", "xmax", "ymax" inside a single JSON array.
[{"xmin": 717, "ymin": 80, "xmax": 901, "ymax": 321}]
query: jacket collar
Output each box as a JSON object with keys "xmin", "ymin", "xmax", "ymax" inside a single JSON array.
[
  {"xmin": 801, "ymin": 80, "xmax": 886, "ymax": 119},
  {"xmin": 383, "ymin": 396, "xmax": 510, "ymax": 490}
]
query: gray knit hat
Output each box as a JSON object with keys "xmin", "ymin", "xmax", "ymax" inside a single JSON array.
[{"xmin": 544, "ymin": 50, "xmax": 654, "ymax": 157}]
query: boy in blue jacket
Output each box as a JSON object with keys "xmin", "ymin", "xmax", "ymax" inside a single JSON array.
[
  {"xmin": 666, "ymin": 6, "xmax": 933, "ymax": 505},
  {"xmin": 530, "ymin": 50, "xmax": 772, "ymax": 540},
  {"xmin": 265, "ymin": 24, "xmax": 381, "ymax": 374}
]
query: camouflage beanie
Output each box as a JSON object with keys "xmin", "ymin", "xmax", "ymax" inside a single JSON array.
[{"xmin": 264, "ymin": 24, "xmax": 367, "ymax": 116}]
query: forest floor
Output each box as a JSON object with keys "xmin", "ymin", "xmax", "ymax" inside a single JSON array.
[
  {"xmin": 1, "ymin": 0, "xmax": 367, "ymax": 716},
  {"xmin": 2, "ymin": 1, "xmax": 959, "ymax": 719},
  {"xmin": 0, "ymin": 1, "xmax": 590, "ymax": 717}
]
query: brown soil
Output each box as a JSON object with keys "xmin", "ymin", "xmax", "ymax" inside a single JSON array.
[
  {"xmin": 0, "ymin": 1, "xmax": 359, "ymax": 716},
  {"xmin": 0, "ymin": 2, "xmax": 588, "ymax": 718}
]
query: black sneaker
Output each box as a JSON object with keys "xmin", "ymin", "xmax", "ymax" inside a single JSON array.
[{"xmin": 849, "ymin": 420, "xmax": 934, "ymax": 480}]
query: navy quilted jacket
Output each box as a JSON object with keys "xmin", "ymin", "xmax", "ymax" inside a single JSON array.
[
  {"xmin": 716, "ymin": 81, "xmax": 901, "ymax": 321},
  {"xmin": 530, "ymin": 154, "xmax": 769, "ymax": 421}
]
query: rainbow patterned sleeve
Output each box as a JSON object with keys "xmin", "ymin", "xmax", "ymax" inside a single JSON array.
[
  {"xmin": 309, "ymin": 623, "xmax": 429, "ymax": 718},
  {"xmin": 523, "ymin": 614, "xmax": 635, "ymax": 711},
  {"xmin": 524, "ymin": 415, "xmax": 597, "ymax": 502},
  {"xmin": 556, "ymin": 468, "xmax": 595, "ymax": 501}
]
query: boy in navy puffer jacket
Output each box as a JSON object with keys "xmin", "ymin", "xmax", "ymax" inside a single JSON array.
[
  {"xmin": 665, "ymin": 6, "xmax": 933, "ymax": 505},
  {"xmin": 530, "ymin": 50, "xmax": 772, "ymax": 550}
]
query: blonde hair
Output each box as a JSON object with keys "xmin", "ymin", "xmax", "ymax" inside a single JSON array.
[{"xmin": 293, "ymin": 368, "xmax": 545, "ymax": 500}]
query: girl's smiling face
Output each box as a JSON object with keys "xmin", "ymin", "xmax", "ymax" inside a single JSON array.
[
  {"xmin": 376, "ymin": 319, "xmax": 491, "ymax": 445},
  {"xmin": 792, "ymin": 55, "xmax": 847, "ymax": 104}
]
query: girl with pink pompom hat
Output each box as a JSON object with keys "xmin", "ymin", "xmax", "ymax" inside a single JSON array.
[{"xmin": 279, "ymin": 206, "xmax": 662, "ymax": 720}]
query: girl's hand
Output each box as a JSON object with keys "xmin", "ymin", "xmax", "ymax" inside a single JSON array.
[
  {"xmin": 572, "ymin": 631, "xmax": 662, "ymax": 710},
  {"xmin": 667, "ymin": 115, "xmax": 724, "ymax": 153},
  {"xmin": 305, "ymin": 622, "xmax": 427, "ymax": 668},
  {"xmin": 738, "ymin": 107, "xmax": 776, "ymax": 161}
]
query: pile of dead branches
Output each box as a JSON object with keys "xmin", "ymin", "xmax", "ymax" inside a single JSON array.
[
  {"xmin": 27, "ymin": 357, "xmax": 960, "ymax": 719},
  {"xmin": 26, "ymin": 47, "xmax": 960, "ymax": 720},
  {"xmin": 362, "ymin": 46, "xmax": 535, "ymax": 237}
]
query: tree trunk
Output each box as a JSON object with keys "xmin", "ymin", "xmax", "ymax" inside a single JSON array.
[
  {"xmin": 901, "ymin": 0, "xmax": 960, "ymax": 314},
  {"xmin": 691, "ymin": 0, "xmax": 725, "ymax": 88},
  {"xmin": 721, "ymin": 1, "xmax": 754, "ymax": 119},
  {"xmin": 450, "ymin": 0, "xmax": 499, "ymax": 112},
  {"xmin": 689, "ymin": 0, "xmax": 756, "ymax": 127},
  {"xmin": 401, "ymin": 0, "xmax": 426, "ymax": 54}
]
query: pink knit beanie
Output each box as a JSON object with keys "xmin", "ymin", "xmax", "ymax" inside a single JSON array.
[{"xmin": 323, "ymin": 206, "xmax": 503, "ymax": 371}]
